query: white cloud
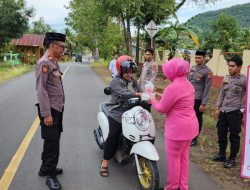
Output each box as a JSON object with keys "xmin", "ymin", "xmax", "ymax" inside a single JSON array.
[{"xmin": 26, "ymin": 0, "xmax": 70, "ymax": 32}]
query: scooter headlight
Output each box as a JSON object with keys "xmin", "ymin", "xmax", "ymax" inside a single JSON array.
[{"xmin": 134, "ymin": 110, "xmax": 149, "ymax": 131}]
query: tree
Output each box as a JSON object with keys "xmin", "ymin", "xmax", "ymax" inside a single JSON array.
[
  {"xmin": 156, "ymin": 20, "xmax": 202, "ymax": 59},
  {"xmin": 99, "ymin": 22, "xmax": 124, "ymax": 60},
  {"xmin": 66, "ymin": 0, "xmax": 124, "ymax": 60},
  {"xmin": 103, "ymin": 0, "xmax": 217, "ymax": 56},
  {"xmin": 0, "ymin": 0, "xmax": 33, "ymax": 49},
  {"xmin": 65, "ymin": 0, "xmax": 218, "ymax": 60},
  {"xmin": 30, "ymin": 17, "xmax": 54, "ymax": 34},
  {"xmin": 66, "ymin": 0, "xmax": 108, "ymax": 60},
  {"xmin": 103, "ymin": 0, "xmax": 143, "ymax": 55},
  {"xmin": 64, "ymin": 27, "xmax": 76, "ymax": 56},
  {"xmin": 202, "ymin": 14, "xmax": 240, "ymax": 52}
]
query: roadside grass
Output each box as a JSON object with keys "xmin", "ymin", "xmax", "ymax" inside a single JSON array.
[
  {"xmin": 91, "ymin": 64, "xmax": 250, "ymax": 190},
  {"xmin": 0, "ymin": 63, "xmax": 34, "ymax": 83},
  {"xmin": 90, "ymin": 60, "xmax": 109, "ymax": 68}
]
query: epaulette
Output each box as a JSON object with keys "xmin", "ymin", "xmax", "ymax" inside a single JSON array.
[{"xmin": 223, "ymin": 75, "xmax": 230, "ymax": 84}]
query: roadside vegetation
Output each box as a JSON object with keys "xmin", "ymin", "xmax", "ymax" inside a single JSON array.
[{"xmin": 0, "ymin": 63, "xmax": 34, "ymax": 83}]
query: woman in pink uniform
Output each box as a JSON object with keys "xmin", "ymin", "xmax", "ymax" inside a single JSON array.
[{"xmin": 151, "ymin": 58, "xmax": 198, "ymax": 190}]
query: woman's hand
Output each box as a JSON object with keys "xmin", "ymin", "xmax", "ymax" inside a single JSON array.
[
  {"xmin": 135, "ymin": 92, "xmax": 142, "ymax": 97},
  {"xmin": 150, "ymin": 93, "xmax": 156, "ymax": 100},
  {"xmin": 147, "ymin": 93, "xmax": 156, "ymax": 104}
]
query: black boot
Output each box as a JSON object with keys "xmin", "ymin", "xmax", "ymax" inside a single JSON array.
[
  {"xmin": 191, "ymin": 139, "xmax": 198, "ymax": 146},
  {"xmin": 46, "ymin": 176, "xmax": 62, "ymax": 190},
  {"xmin": 224, "ymin": 159, "xmax": 236, "ymax": 168},
  {"xmin": 211, "ymin": 154, "xmax": 226, "ymax": 162}
]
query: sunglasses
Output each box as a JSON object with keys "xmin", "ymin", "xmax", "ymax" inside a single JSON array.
[{"xmin": 53, "ymin": 42, "xmax": 66, "ymax": 49}]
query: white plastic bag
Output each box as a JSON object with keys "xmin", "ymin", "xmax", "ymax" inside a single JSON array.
[{"xmin": 144, "ymin": 81, "xmax": 154, "ymax": 96}]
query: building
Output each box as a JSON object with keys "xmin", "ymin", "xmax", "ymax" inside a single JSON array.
[{"xmin": 11, "ymin": 34, "xmax": 45, "ymax": 63}]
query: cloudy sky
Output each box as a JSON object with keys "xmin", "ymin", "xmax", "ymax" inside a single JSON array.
[
  {"xmin": 26, "ymin": 0, "xmax": 250, "ymax": 32},
  {"xmin": 176, "ymin": 0, "xmax": 250, "ymax": 22}
]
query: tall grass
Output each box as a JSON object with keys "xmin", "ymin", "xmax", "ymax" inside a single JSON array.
[
  {"xmin": 0, "ymin": 64, "xmax": 34, "ymax": 83},
  {"xmin": 203, "ymin": 114, "xmax": 217, "ymax": 129},
  {"xmin": 90, "ymin": 60, "xmax": 109, "ymax": 67}
]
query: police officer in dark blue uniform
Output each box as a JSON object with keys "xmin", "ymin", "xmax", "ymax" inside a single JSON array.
[{"xmin": 36, "ymin": 32, "xmax": 66, "ymax": 190}]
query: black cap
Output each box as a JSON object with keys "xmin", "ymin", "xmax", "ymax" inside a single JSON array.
[
  {"xmin": 43, "ymin": 32, "xmax": 66, "ymax": 47},
  {"xmin": 195, "ymin": 50, "xmax": 206, "ymax": 56}
]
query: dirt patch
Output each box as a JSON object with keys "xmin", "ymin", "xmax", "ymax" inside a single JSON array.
[{"xmin": 91, "ymin": 65, "xmax": 250, "ymax": 190}]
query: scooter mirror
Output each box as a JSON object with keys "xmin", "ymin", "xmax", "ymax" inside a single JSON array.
[{"xmin": 104, "ymin": 87, "xmax": 112, "ymax": 95}]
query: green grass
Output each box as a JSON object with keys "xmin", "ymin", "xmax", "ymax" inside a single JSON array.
[
  {"xmin": 0, "ymin": 64, "xmax": 34, "ymax": 83},
  {"xmin": 90, "ymin": 60, "xmax": 109, "ymax": 67},
  {"xmin": 203, "ymin": 115, "xmax": 217, "ymax": 129}
]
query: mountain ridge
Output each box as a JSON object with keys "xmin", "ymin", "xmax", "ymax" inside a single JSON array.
[{"xmin": 186, "ymin": 3, "xmax": 250, "ymax": 31}]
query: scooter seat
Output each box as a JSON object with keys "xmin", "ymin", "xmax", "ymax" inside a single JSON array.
[{"xmin": 101, "ymin": 103, "xmax": 110, "ymax": 117}]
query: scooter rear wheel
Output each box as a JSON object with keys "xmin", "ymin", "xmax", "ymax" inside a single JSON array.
[{"xmin": 137, "ymin": 156, "xmax": 159, "ymax": 190}]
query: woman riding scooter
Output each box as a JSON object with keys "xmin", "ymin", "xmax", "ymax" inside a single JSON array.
[{"xmin": 100, "ymin": 55, "xmax": 141, "ymax": 177}]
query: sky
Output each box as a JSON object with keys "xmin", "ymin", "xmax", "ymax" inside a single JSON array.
[
  {"xmin": 176, "ymin": 0, "xmax": 250, "ymax": 23},
  {"xmin": 26, "ymin": 0, "xmax": 70, "ymax": 32},
  {"xmin": 25, "ymin": 0, "xmax": 250, "ymax": 32}
]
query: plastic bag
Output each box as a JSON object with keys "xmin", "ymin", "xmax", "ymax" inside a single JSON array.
[{"xmin": 144, "ymin": 81, "xmax": 154, "ymax": 95}]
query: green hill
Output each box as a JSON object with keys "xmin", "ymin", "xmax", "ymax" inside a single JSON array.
[{"xmin": 186, "ymin": 3, "xmax": 250, "ymax": 31}]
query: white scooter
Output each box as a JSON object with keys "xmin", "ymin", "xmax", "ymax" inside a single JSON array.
[{"xmin": 94, "ymin": 87, "xmax": 160, "ymax": 190}]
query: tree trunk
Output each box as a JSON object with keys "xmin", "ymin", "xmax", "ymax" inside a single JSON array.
[
  {"xmin": 121, "ymin": 13, "xmax": 129, "ymax": 54},
  {"xmin": 136, "ymin": 26, "xmax": 140, "ymax": 64},
  {"xmin": 126, "ymin": 16, "xmax": 132, "ymax": 56}
]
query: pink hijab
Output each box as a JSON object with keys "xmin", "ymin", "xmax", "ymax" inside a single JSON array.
[{"xmin": 162, "ymin": 58, "xmax": 190, "ymax": 81}]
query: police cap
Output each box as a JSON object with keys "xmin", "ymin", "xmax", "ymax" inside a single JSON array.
[
  {"xmin": 43, "ymin": 32, "xmax": 66, "ymax": 47},
  {"xmin": 195, "ymin": 50, "xmax": 206, "ymax": 56}
]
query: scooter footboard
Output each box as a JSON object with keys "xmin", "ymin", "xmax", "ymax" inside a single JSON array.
[{"xmin": 130, "ymin": 141, "xmax": 159, "ymax": 161}]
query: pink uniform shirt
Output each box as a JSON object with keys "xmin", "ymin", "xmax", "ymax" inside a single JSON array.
[{"xmin": 151, "ymin": 58, "xmax": 198, "ymax": 140}]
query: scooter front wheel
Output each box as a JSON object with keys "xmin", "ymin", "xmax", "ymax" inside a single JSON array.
[{"xmin": 137, "ymin": 156, "xmax": 159, "ymax": 190}]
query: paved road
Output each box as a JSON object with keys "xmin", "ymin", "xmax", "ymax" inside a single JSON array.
[{"xmin": 0, "ymin": 61, "xmax": 222, "ymax": 190}]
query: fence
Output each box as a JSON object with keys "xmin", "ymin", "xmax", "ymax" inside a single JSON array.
[
  {"xmin": 0, "ymin": 52, "xmax": 21, "ymax": 65},
  {"xmin": 154, "ymin": 49, "xmax": 250, "ymax": 88}
]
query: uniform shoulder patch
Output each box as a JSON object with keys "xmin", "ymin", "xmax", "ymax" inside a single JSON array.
[
  {"xmin": 207, "ymin": 71, "xmax": 213, "ymax": 79},
  {"xmin": 42, "ymin": 65, "xmax": 49, "ymax": 73},
  {"xmin": 223, "ymin": 76, "xmax": 229, "ymax": 84}
]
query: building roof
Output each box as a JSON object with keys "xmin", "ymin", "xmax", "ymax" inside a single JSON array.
[{"xmin": 11, "ymin": 34, "xmax": 45, "ymax": 48}]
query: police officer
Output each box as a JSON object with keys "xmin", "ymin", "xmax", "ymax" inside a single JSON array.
[
  {"xmin": 188, "ymin": 50, "xmax": 212, "ymax": 146},
  {"xmin": 211, "ymin": 56, "xmax": 246, "ymax": 168},
  {"xmin": 138, "ymin": 48, "xmax": 158, "ymax": 91},
  {"xmin": 138, "ymin": 48, "xmax": 158, "ymax": 112},
  {"xmin": 35, "ymin": 32, "xmax": 66, "ymax": 190}
]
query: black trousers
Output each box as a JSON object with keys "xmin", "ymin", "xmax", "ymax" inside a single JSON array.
[
  {"xmin": 216, "ymin": 110, "xmax": 242, "ymax": 159},
  {"xmin": 193, "ymin": 99, "xmax": 203, "ymax": 141},
  {"xmin": 103, "ymin": 116, "xmax": 122, "ymax": 160},
  {"xmin": 36, "ymin": 104, "xmax": 63, "ymax": 176}
]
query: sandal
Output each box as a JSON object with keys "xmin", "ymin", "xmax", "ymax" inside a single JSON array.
[{"xmin": 99, "ymin": 160, "xmax": 109, "ymax": 177}]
